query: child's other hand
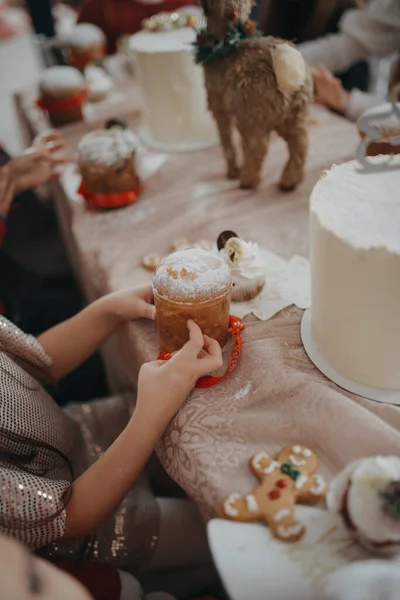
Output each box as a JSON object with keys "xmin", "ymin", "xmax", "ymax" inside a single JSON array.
[
  {"xmin": 137, "ymin": 320, "xmax": 223, "ymax": 426},
  {"xmin": 312, "ymin": 63, "xmax": 350, "ymax": 114},
  {"xmin": 104, "ymin": 285, "xmax": 156, "ymax": 322},
  {"xmin": 33, "ymin": 129, "xmax": 65, "ymax": 156},
  {"xmin": 11, "ymin": 131, "xmax": 66, "ymax": 192}
]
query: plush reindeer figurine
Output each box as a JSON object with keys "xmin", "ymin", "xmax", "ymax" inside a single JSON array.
[{"xmin": 195, "ymin": 0, "xmax": 313, "ymax": 190}]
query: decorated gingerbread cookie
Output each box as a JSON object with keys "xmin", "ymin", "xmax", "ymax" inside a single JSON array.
[
  {"xmin": 142, "ymin": 253, "xmax": 161, "ymax": 272},
  {"xmin": 222, "ymin": 445, "xmax": 327, "ymax": 542}
]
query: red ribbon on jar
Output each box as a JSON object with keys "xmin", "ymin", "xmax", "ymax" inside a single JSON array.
[
  {"xmin": 158, "ymin": 315, "xmax": 245, "ymax": 388},
  {"xmin": 36, "ymin": 89, "xmax": 87, "ymax": 112},
  {"xmin": 77, "ymin": 181, "xmax": 143, "ymax": 210}
]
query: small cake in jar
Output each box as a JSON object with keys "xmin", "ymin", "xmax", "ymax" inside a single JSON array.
[
  {"xmin": 357, "ymin": 102, "xmax": 400, "ymax": 157},
  {"xmin": 77, "ymin": 123, "xmax": 141, "ymax": 208},
  {"xmin": 218, "ymin": 231, "xmax": 266, "ymax": 302},
  {"xmin": 67, "ymin": 23, "xmax": 106, "ymax": 71},
  {"xmin": 153, "ymin": 249, "xmax": 232, "ymax": 353},
  {"xmin": 327, "ymin": 456, "xmax": 400, "ymax": 556},
  {"xmin": 38, "ymin": 66, "xmax": 86, "ymax": 127}
]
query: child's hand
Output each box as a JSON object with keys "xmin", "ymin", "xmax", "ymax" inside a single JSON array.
[
  {"xmin": 312, "ymin": 63, "xmax": 350, "ymax": 114},
  {"xmin": 103, "ymin": 285, "xmax": 156, "ymax": 322},
  {"xmin": 136, "ymin": 320, "xmax": 223, "ymax": 427},
  {"xmin": 11, "ymin": 132, "xmax": 66, "ymax": 192},
  {"xmin": 33, "ymin": 129, "xmax": 65, "ymax": 155}
]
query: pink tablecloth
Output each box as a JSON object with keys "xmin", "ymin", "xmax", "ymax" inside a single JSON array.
[{"xmin": 15, "ymin": 81, "xmax": 400, "ymax": 520}]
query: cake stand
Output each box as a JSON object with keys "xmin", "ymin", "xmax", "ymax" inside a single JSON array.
[
  {"xmin": 301, "ymin": 309, "xmax": 400, "ymax": 405},
  {"xmin": 137, "ymin": 123, "xmax": 219, "ymax": 154}
]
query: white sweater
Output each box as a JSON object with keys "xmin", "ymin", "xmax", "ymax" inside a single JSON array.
[{"xmin": 299, "ymin": 0, "xmax": 400, "ymax": 120}]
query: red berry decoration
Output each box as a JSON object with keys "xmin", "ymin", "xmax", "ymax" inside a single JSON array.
[
  {"xmin": 229, "ymin": 10, "xmax": 238, "ymax": 21},
  {"xmin": 277, "ymin": 479, "xmax": 288, "ymax": 489},
  {"xmin": 269, "ymin": 489, "xmax": 281, "ymax": 500}
]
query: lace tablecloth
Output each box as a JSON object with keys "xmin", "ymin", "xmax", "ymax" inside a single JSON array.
[{"xmin": 14, "ymin": 82, "xmax": 400, "ymax": 520}]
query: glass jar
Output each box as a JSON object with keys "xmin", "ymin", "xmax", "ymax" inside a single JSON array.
[{"xmin": 154, "ymin": 286, "xmax": 232, "ymax": 353}]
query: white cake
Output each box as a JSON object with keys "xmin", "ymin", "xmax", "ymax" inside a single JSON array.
[
  {"xmin": 310, "ymin": 156, "xmax": 400, "ymax": 390},
  {"xmin": 128, "ymin": 27, "xmax": 218, "ymax": 151}
]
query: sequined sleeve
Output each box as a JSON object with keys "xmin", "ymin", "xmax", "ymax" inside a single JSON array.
[
  {"xmin": 0, "ymin": 466, "xmax": 69, "ymax": 549},
  {"xmin": 0, "ymin": 317, "xmax": 52, "ymax": 369}
]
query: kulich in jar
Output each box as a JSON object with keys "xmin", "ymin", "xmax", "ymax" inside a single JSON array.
[
  {"xmin": 152, "ymin": 249, "xmax": 232, "ymax": 353},
  {"xmin": 67, "ymin": 23, "xmax": 106, "ymax": 71},
  {"xmin": 77, "ymin": 127, "xmax": 140, "ymax": 194},
  {"xmin": 357, "ymin": 102, "xmax": 400, "ymax": 157},
  {"xmin": 38, "ymin": 66, "xmax": 86, "ymax": 127}
]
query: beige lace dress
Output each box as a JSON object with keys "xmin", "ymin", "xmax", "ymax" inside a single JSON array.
[{"xmin": 0, "ymin": 316, "xmax": 159, "ymax": 573}]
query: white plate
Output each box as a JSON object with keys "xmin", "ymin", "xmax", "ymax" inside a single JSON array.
[
  {"xmin": 301, "ymin": 309, "xmax": 400, "ymax": 405},
  {"xmin": 207, "ymin": 507, "xmax": 372, "ymax": 600}
]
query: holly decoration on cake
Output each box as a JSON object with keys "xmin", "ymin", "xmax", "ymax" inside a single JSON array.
[
  {"xmin": 193, "ymin": 13, "xmax": 259, "ymax": 66},
  {"xmin": 280, "ymin": 463, "xmax": 301, "ymax": 481},
  {"xmin": 380, "ymin": 481, "xmax": 400, "ymax": 520}
]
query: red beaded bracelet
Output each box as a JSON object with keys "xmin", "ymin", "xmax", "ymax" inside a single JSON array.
[
  {"xmin": 0, "ymin": 214, "xmax": 6, "ymax": 246},
  {"xmin": 158, "ymin": 316, "xmax": 245, "ymax": 388}
]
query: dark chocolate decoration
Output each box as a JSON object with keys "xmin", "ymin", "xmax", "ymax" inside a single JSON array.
[
  {"xmin": 380, "ymin": 481, "xmax": 400, "ymax": 520},
  {"xmin": 217, "ymin": 230, "xmax": 238, "ymax": 251},
  {"xmin": 105, "ymin": 118, "xmax": 127, "ymax": 130}
]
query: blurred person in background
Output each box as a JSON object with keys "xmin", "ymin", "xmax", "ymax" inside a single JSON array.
[
  {"xmin": 77, "ymin": 0, "xmax": 197, "ymax": 54},
  {"xmin": 259, "ymin": 0, "xmax": 371, "ymax": 93},
  {"xmin": 296, "ymin": 0, "xmax": 400, "ymax": 120},
  {"xmin": 0, "ymin": 131, "xmax": 108, "ymax": 405},
  {"xmin": 0, "ymin": 0, "xmax": 30, "ymax": 40}
]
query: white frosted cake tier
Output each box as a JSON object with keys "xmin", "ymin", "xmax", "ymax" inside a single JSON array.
[
  {"xmin": 129, "ymin": 27, "xmax": 218, "ymax": 152},
  {"xmin": 309, "ymin": 156, "xmax": 400, "ymax": 390}
]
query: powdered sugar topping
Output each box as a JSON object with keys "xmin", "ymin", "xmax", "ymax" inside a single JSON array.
[
  {"xmin": 77, "ymin": 129, "xmax": 139, "ymax": 166},
  {"xmin": 152, "ymin": 249, "xmax": 232, "ymax": 301},
  {"xmin": 39, "ymin": 66, "xmax": 85, "ymax": 93},
  {"xmin": 68, "ymin": 23, "xmax": 106, "ymax": 49}
]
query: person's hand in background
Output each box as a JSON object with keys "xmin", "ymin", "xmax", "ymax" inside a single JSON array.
[
  {"xmin": 10, "ymin": 130, "xmax": 65, "ymax": 192},
  {"xmin": 33, "ymin": 129, "xmax": 65, "ymax": 155},
  {"xmin": 312, "ymin": 63, "xmax": 350, "ymax": 115}
]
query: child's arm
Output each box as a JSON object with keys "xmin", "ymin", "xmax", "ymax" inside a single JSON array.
[
  {"xmin": 63, "ymin": 321, "xmax": 222, "ymax": 540},
  {"xmin": 38, "ymin": 286, "xmax": 156, "ymax": 380},
  {"xmin": 299, "ymin": 0, "xmax": 400, "ymax": 73}
]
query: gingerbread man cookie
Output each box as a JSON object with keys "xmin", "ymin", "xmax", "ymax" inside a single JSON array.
[{"xmin": 222, "ymin": 445, "xmax": 327, "ymax": 542}]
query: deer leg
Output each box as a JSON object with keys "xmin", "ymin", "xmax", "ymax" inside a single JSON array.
[
  {"xmin": 213, "ymin": 111, "xmax": 239, "ymax": 179},
  {"xmin": 237, "ymin": 124, "xmax": 269, "ymax": 190},
  {"xmin": 277, "ymin": 120, "xmax": 308, "ymax": 192}
]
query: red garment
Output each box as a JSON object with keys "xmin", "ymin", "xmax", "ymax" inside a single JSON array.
[
  {"xmin": 53, "ymin": 562, "xmax": 122, "ymax": 600},
  {"xmin": 0, "ymin": 217, "xmax": 5, "ymax": 246},
  {"xmin": 78, "ymin": 0, "xmax": 197, "ymax": 53}
]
